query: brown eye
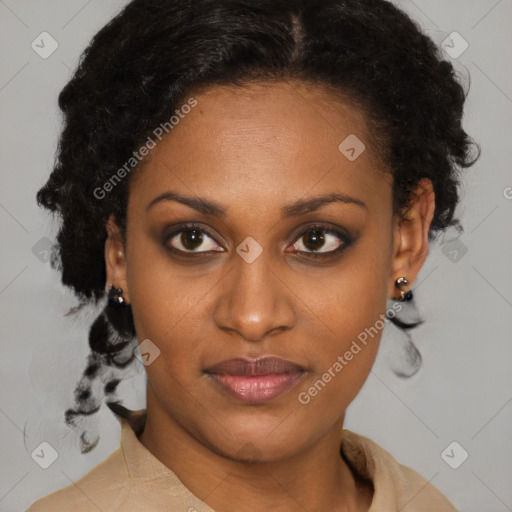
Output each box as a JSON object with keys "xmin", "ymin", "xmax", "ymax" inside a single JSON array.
[
  {"xmin": 164, "ymin": 225, "xmax": 223, "ymax": 254},
  {"xmin": 180, "ymin": 229, "xmax": 204, "ymax": 250},
  {"xmin": 290, "ymin": 225, "xmax": 349, "ymax": 256},
  {"xmin": 301, "ymin": 229, "xmax": 325, "ymax": 252}
]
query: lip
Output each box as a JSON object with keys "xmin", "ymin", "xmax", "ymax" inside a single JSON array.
[{"xmin": 204, "ymin": 357, "xmax": 306, "ymax": 404}]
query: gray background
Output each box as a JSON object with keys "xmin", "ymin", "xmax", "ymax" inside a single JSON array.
[{"xmin": 1, "ymin": 1, "xmax": 511, "ymax": 510}]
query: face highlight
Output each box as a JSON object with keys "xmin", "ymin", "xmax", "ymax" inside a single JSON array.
[{"xmin": 107, "ymin": 81, "xmax": 415, "ymax": 463}]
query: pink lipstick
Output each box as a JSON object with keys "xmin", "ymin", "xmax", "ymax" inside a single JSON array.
[{"xmin": 204, "ymin": 357, "xmax": 306, "ymax": 404}]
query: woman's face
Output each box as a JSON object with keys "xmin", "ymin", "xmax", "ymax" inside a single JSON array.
[{"xmin": 107, "ymin": 81, "xmax": 431, "ymax": 461}]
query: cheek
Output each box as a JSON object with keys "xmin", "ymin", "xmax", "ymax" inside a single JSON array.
[
  {"xmin": 126, "ymin": 263, "xmax": 209, "ymax": 372},
  {"xmin": 299, "ymin": 227, "xmax": 392, "ymax": 402},
  {"xmin": 125, "ymin": 227, "xmax": 204, "ymax": 332},
  {"xmin": 124, "ymin": 234, "xmax": 223, "ymax": 390}
]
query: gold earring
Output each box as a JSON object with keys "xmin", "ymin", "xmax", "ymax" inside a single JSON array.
[{"xmin": 394, "ymin": 276, "xmax": 413, "ymax": 302}]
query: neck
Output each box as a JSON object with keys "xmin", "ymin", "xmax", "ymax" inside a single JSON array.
[{"xmin": 138, "ymin": 385, "xmax": 371, "ymax": 512}]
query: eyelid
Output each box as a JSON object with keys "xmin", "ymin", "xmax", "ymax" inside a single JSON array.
[{"xmin": 293, "ymin": 223, "xmax": 349, "ymax": 242}]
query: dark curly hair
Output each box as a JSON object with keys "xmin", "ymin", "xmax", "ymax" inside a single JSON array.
[{"xmin": 36, "ymin": 0, "xmax": 480, "ymax": 448}]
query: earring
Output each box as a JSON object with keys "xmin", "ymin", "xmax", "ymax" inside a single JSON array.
[
  {"xmin": 108, "ymin": 284, "xmax": 128, "ymax": 308},
  {"xmin": 394, "ymin": 276, "xmax": 413, "ymax": 302}
]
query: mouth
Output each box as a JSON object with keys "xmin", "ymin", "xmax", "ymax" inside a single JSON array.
[{"xmin": 204, "ymin": 357, "xmax": 306, "ymax": 404}]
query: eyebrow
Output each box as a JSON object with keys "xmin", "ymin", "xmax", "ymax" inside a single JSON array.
[{"xmin": 146, "ymin": 190, "xmax": 367, "ymax": 218}]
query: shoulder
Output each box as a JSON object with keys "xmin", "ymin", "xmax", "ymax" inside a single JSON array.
[
  {"xmin": 393, "ymin": 463, "xmax": 459, "ymax": 512},
  {"xmin": 341, "ymin": 430, "xmax": 458, "ymax": 511},
  {"xmin": 26, "ymin": 447, "xmax": 129, "ymax": 512}
]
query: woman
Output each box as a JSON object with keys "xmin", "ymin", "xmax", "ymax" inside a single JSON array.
[{"xmin": 27, "ymin": 0, "xmax": 479, "ymax": 510}]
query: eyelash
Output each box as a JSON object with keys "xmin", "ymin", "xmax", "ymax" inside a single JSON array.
[{"xmin": 161, "ymin": 223, "xmax": 353, "ymax": 261}]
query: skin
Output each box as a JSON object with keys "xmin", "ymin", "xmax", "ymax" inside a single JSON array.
[{"xmin": 104, "ymin": 80, "xmax": 435, "ymax": 512}]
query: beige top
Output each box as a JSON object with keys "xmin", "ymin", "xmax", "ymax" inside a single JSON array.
[{"xmin": 27, "ymin": 410, "xmax": 458, "ymax": 511}]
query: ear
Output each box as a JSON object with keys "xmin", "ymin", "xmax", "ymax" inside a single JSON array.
[
  {"xmin": 388, "ymin": 178, "xmax": 435, "ymax": 299},
  {"xmin": 105, "ymin": 213, "xmax": 130, "ymax": 304}
]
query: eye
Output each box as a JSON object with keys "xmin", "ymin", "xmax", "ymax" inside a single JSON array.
[
  {"xmin": 162, "ymin": 223, "xmax": 352, "ymax": 259},
  {"xmin": 163, "ymin": 224, "xmax": 224, "ymax": 254},
  {"xmin": 289, "ymin": 224, "xmax": 350, "ymax": 257}
]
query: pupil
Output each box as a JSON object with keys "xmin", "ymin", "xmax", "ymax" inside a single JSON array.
[
  {"xmin": 304, "ymin": 229, "xmax": 324, "ymax": 251},
  {"xmin": 181, "ymin": 229, "xmax": 203, "ymax": 250}
]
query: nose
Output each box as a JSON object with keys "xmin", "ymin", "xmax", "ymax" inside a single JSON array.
[{"xmin": 212, "ymin": 250, "xmax": 296, "ymax": 342}]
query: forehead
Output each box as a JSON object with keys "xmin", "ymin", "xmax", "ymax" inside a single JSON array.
[{"xmin": 128, "ymin": 81, "xmax": 391, "ymax": 216}]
